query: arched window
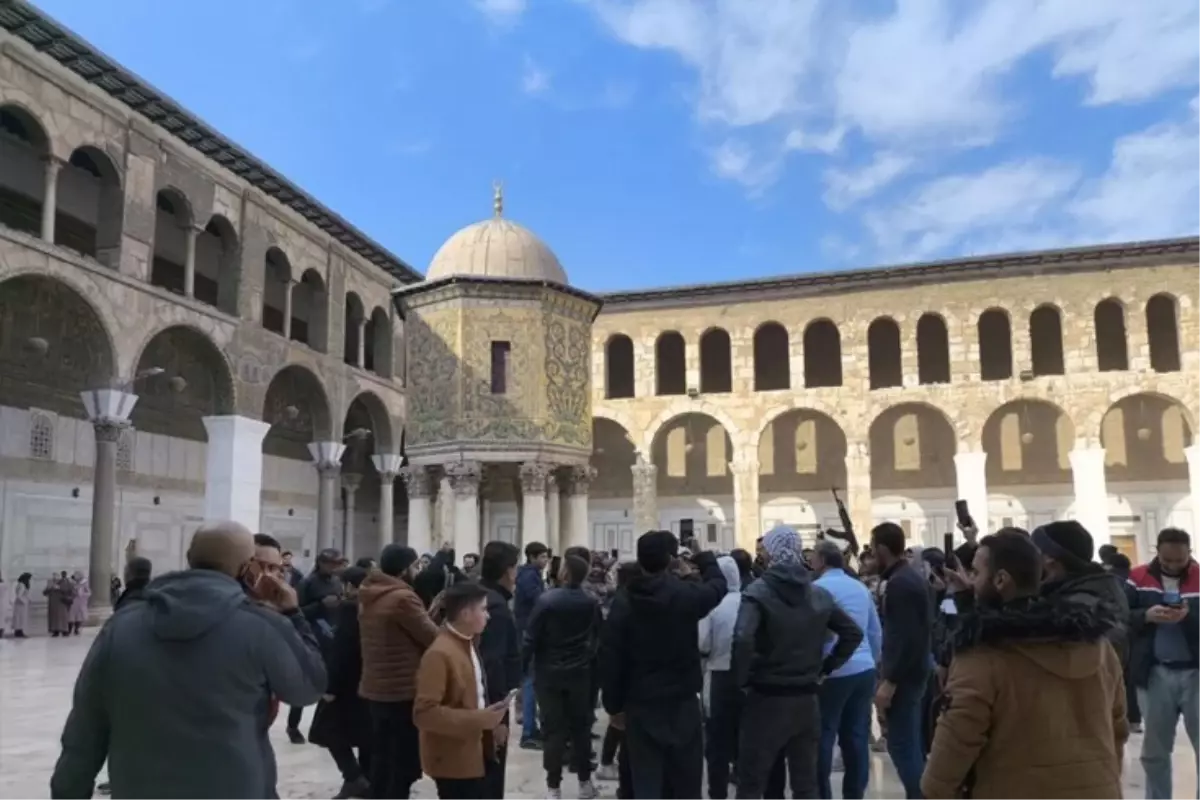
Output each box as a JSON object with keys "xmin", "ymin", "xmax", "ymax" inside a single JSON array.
[
  {"xmin": 753, "ymin": 322, "xmax": 790, "ymax": 391},
  {"xmin": 57, "ymin": 146, "xmax": 123, "ymax": 267},
  {"xmin": 655, "ymin": 332, "xmax": 686, "ymax": 395},
  {"xmin": 803, "ymin": 320, "xmax": 842, "ymax": 388},
  {"xmin": 978, "ymin": 308, "xmax": 1012, "ymax": 380},
  {"xmin": 605, "ymin": 335, "xmax": 635, "ymax": 399},
  {"xmin": 699, "ymin": 328, "xmax": 732, "ymax": 393},
  {"xmin": 1029, "ymin": 305, "xmax": 1065, "ymax": 376},
  {"xmin": 1093, "ymin": 298, "xmax": 1128, "ymax": 372},
  {"xmin": 1146, "ymin": 294, "xmax": 1181, "ymax": 373},
  {"xmin": 150, "ymin": 188, "xmax": 194, "ymax": 296},
  {"xmin": 916, "ymin": 313, "xmax": 951, "ymax": 384},
  {"xmin": 867, "ymin": 317, "xmax": 902, "ymax": 389},
  {"xmin": 262, "ymin": 247, "xmax": 292, "ymax": 336}
]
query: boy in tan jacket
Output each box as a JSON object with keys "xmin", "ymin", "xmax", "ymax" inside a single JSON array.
[{"xmin": 414, "ymin": 581, "xmax": 511, "ymax": 799}]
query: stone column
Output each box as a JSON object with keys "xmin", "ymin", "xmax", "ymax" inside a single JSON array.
[
  {"xmin": 545, "ymin": 476, "xmax": 562, "ymax": 552},
  {"xmin": 202, "ymin": 416, "xmax": 271, "ymax": 530},
  {"xmin": 372, "ymin": 454, "xmax": 404, "ymax": 553},
  {"xmin": 446, "ymin": 461, "xmax": 482, "ymax": 559},
  {"xmin": 479, "ymin": 467, "xmax": 495, "ymax": 544},
  {"xmin": 81, "ymin": 388, "xmax": 138, "ymax": 616},
  {"xmin": 1185, "ymin": 445, "xmax": 1200, "ymax": 531},
  {"xmin": 684, "ymin": 337, "xmax": 700, "ymax": 391},
  {"xmin": 400, "ymin": 465, "xmax": 433, "ymax": 554},
  {"xmin": 730, "ymin": 455, "xmax": 760, "ymax": 550},
  {"xmin": 183, "ymin": 224, "xmax": 200, "ymax": 299},
  {"xmin": 342, "ymin": 473, "xmax": 361, "ymax": 561},
  {"xmin": 562, "ymin": 465, "xmax": 596, "ymax": 551},
  {"xmin": 520, "ymin": 462, "xmax": 552, "ymax": 548},
  {"xmin": 356, "ymin": 318, "xmax": 368, "ymax": 368},
  {"xmin": 308, "ymin": 441, "xmax": 346, "ymax": 551},
  {"xmin": 1069, "ymin": 446, "xmax": 1111, "ymax": 549},
  {"xmin": 282, "ymin": 279, "xmax": 295, "ymax": 341},
  {"xmin": 953, "ymin": 450, "xmax": 989, "ymax": 534},
  {"xmin": 41, "ymin": 155, "xmax": 62, "ymax": 243},
  {"xmin": 844, "ymin": 442, "xmax": 873, "ymax": 539},
  {"xmin": 631, "ymin": 457, "xmax": 659, "ymax": 534}
]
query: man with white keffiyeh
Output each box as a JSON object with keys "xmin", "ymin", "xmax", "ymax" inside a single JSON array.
[{"xmin": 731, "ymin": 525, "xmax": 864, "ymax": 799}]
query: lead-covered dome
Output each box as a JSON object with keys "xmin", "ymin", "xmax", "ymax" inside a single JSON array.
[{"xmin": 426, "ymin": 186, "xmax": 567, "ymax": 284}]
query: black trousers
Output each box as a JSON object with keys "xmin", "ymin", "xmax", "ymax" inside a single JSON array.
[
  {"xmin": 626, "ymin": 698, "xmax": 705, "ymax": 799},
  {"xmin": 536, "ymin": 676, "xmax": 594, "ymax": 788},
  {"xmin": 368, "ymin": 700, "xmax": 421, "ymax": 799},
  {"xmin": 482, "ymin": 744, "xmax": 507, "ymax": 799},
  {"xmin": 706, "ymin": 671, "xmax": 741, "ymax": 800},
  {"xmin": 434, "ymin": 778, "xmax": 482, "ymax": 799},
  {"xmin": 736, "ymin": 692, "xmax": 820, "ymax": 799},
  {"xmin": 287, "ymin": 704, "xmax": 303, "ymax": 731},
  {"xmin": 330, "ymin": 744, "xmax": 372, "ymax": 784}
]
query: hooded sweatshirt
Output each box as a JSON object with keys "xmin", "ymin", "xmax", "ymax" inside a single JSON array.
[
  {"xmin": 698, "ymin": 556, "xmax": 742, "ymax": 673},
  {"xmin": 922, "ymin": 591, "xmax": 1127, "ymax": 799},
  {"xmin": 50, "ymin": 569, "xmax": 326, "ymax": 800}
]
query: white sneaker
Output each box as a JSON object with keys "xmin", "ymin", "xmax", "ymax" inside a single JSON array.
[
  {"xmin": 546, "ymin": 788, "xmax": 562, "ymax": 800},
  {"xmin": 594, "ymin": 763, "xmax": 619, "ymax": 782},
  {"xmin": 579, "ymin": 780, "xmax": 599, "ymax": 799}
]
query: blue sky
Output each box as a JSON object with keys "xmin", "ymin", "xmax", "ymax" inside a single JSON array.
[{"xmin": 34, "ymin": 0, "xmax": 1200, "ymax": 292}]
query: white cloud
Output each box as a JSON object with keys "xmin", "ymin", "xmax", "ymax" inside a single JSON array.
[
  {"xmin": 476, "ymin": 0, "xmax": 527, "ymax": 26},
  {"xmin": 708, "ymin": 140, "xmax": 781, "ymax": 193},
  {"xmin": 823, "ymin": 152, "xmax": 913, "ymax": 211},
  {"xmin": 521, "ymin": 55, "xmax": 551, "ymax": 95},
  {"xmin": 587, "ymin": 0, "xmax": 1200, "ymax": 201}
]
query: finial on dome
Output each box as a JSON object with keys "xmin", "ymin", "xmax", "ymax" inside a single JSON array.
[{"xmin": 492, "ymin": 180, "xmax": 503, "ymax": 218}]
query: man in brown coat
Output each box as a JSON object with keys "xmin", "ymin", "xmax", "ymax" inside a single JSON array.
[
  {"xmin": 414, "ymin": 581, "xmax": 510, "ymax": 799},
  {"xmin": 923, "ymin": 530, "xmax": 1128, "ymax": 799},
  {"xmin": 359, "ymin": 544, "xmax": 439, "ymax": 799}
]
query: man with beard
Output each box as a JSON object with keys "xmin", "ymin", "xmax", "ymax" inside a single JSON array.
[
  {"xmin": 601, "ymin": 530, "xmax": 727, "ymax": 799},
  {"xmin": 477, "ymin": 542, "xmax": 523, "ymax": 799},
  {"xmin": 1126, "ymin": 527, "xmax": 1199, "ymax": 800},
  {"xmin": 359, "ymin": 544, "xmax": 439, "ymax": 799},
  {"xmin": 922, "ymin": 530, "xmax": 1127, "ymax": 798},
  {"xmin": 733, "ymin": 527, "xmax": 863, "ymax": 799}
]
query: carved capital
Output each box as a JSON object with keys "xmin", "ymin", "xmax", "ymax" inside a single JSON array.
[
  {"xmin": 316, "ymin": 461, "xmax": 342, "ymax": 479},
  {"xmin": 631, "ymin": 461, "xmax": 657, "ymax": 484},
  {"xmin": 519, "ymin": 461, "xmax": 553, "ymax": 495},
  {"xmin": 308, "ymin": 441, "xmax": 347, "ymax": 471},
  {"xmin": 445, "ymin": 461, "xmax": 482, "ymax": 497},
  {"xmin": 93, "ymin": 419, "xmax": 128, "ymax": 444},
  {"xmin": 399, "ymin": 465, "xmax": 432, "ymax": 498},
  {"xmin": 342, "ymin": 472, "xmax": 363, "ymax": 492},
  {"xmin": 564, "ymin": 464, "xmax": 598, "ymax": 495},
  {"xmin": 372, "ymin": 453, "xmax": 405, "ymax": 480}
]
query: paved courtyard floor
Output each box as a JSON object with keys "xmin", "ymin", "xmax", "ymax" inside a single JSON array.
[{"xmin": 1, "ymin": 629, "xmax": 1195, "ymax": 798}]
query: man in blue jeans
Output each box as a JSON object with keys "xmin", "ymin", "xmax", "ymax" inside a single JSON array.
[
  {"xmin": 514, "ymin": 541, "xmax": 551, "ymax": 748},
  {"xmin": 813, "ymin": 540, "xmax": 882, "ymax": 800},
  {"xmin": 870, "ymin": 523, "xmax": 933, "ymax": 799}
]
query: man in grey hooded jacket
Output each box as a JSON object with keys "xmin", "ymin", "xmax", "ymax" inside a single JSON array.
[
  {"xmin": 50, "ymin": 522, "xmax": 327, "ymax": 799},
  {"xmin": 699, "ymin": 555, "xmax": 742, "ymax": 799}
]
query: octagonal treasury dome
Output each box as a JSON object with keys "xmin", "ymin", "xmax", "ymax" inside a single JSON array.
[{"xmin": 425, "ymin": 185, "xmax": 568, "ymax": 284}]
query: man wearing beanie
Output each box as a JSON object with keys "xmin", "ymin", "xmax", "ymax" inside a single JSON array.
[
  {"xmin": 359, "ymin": 544, "xmax": 439, "ymax": 799},
  {"xmin": 733, "ymin": 526, "xmax": 864, "ymax": 799},
  {"xmin": 600, "ymin": 530, "xmax": 727, "ymax": 799},
  {"xmin": 1033, "ymin": 521, "xmax": 1130, "ymax": 662}
]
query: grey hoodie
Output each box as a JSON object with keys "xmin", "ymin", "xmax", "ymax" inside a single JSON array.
[{"xmin": 50, "ymin": 569, "xmax": 327, "ymax": 799}]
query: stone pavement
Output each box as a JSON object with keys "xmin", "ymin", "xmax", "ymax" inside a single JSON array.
[{"xmin": 1, "ymin": 629, "xmax": 1195, "ymax": 798}]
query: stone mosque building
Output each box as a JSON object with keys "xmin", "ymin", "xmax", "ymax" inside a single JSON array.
[{"xmin": 1, "ymin": 3, "xmax": 1198, "ymax": 612}]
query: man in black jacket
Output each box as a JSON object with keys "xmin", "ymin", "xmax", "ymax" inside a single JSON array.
[
  {"xmin": 478, "ymin": 541, "xmax": 523, "ymax": 799},
  {"xmin": 601, "ymin": 530, "xmax": 727, "ymax": 799},
  {"xmin": 289, "ymin": 547, "xmax": 344, "ymax": 743},
  {"xmin": 870, "ymin": 522, "xmax": 932, "ymax": 800},
  {"xmin": 732, "ymin": 526, "xmax": 863, "ymax": 799},
  {"xmin": 524, "ymin": 554, "xmax": 604, "ymax": 799}
]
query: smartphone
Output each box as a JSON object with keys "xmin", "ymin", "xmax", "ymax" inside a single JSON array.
[
  {"xmin": 1163, "ymin": 589, "xmax": 1184, "ymax": 608},
  {"xmin": 943, "ymin": 533, "xmax": 958, "ymax": 570},
  {"xmin": 504, "ymin": 688, "xmax": 521, "ymax": 705},
  {"xmin": 954, "ymin": 499, "xmax": 975, "ymax": 530},
  {"xmin": 610, "ymin": 548, "xmax": 619, "ymax": 559}
]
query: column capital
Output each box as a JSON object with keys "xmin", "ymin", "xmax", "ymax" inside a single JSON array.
[
  {"xmin": 845, "ymin": 441, "xmax": 870, "ymax": 462},
  {"xmin": 41, "ymin": 153, "xmax": 66, "ymax": 171},
  {"xmin": 399, "ymin": 464, "xmax": 432, "ymax": 498},
  {"xmin": 729, "ymin": 456, "xmax": 759, "ymax": 477},
  {"xmin": 446, "ymin": 460, "xmax": 483, "ymax": 497},
  {"xmin": 631, "ymin": 461, "xmax": 657, "ymax": 480},
  {"xmin": 519, "ymin": 461, "xmax": 554, "ymax": 495},
  {"xmin": 308, "ymin": 440, "xmax": 346, "ymax": 470},
  {"xmin": 564, "ymin": 464, "xmax": 598, "ymax": 495},
  {"xmin": 372, "ymin": 453, "xmax": 405, "ymax": 478},
  {"xmin": 342, "ymin": 472, "xmax": 363, "ymax": 492},
  {"xmin": 93, "ymin": 419, "xmax": 128, "ymax": 443},
  {"xmin": 82, "ymin": 388, "xmax": 138, "ymax": 424}
]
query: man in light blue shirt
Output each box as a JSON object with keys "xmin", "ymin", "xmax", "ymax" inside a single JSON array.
[{"xmin": 813, "ymin": 540, "xmax": 882, "ymax": 800}]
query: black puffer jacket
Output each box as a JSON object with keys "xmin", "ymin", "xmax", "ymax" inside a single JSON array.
[
  {"xmin": 1043, "ymin": 567, "xmax": 1130, "ymax": 663},
  {"xmin": 733, "ymin": 563, "xmax": 863, "ymax": 693},
  {"xmin": 522, "ymin": 585, "xmax": 603, "ymax": 679}
]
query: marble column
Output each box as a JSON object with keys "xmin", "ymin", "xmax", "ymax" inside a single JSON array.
[
  {"xmin": 282, "ymin": 280, "xmax": 295, "ymax": 341},
  {"xmin": 1185, "ymin": 444, "xmax": 1200, "ymax": 531},
  {"xmin": 730, "ymin": 455, "xmax": 760, "ymax": 550},
  {"xmin": 953, "ymin": 450, "xmax": 989, "ymax": 534},
  {"xmin": 202, "ymin": 415, "xmax": 271, "ymax": 530},
  {"xmin": 400, "ymin": 465, "xmax": 433, "ymax": 554},
  {"xmin": 81, "ymin": 388, "xmax": 138, "ymax": 615},
  {"xmin": 631, "ymin": 457, "xmax": 658, "ymax": 535},
  {"xmin": 1069, "ymin": 446, "xmax": 1111, "ymax": 549},
  {"xmin": 41, "ymin": 155, "xmax": 62, "ymax": 243},
  {"xmin": 520, "ymin": 462, "xmax": 552, "ymax": 548},
  {"xmin": 183, "ymin": 225, "xmax": 200, "ymax": 299},
  {"xmin": 372, "ymin": 453, "xmax": 404, "ymax": 553},
  {"xmin": 844, "ymin": 442, "xmax": 873, "ymax": 540},
  {"xmin": 545, "ymin": 475, "xmax": 561, "ymax": 552},
  {"xmin": 309, "ymin": 441, "xmax": 346, "ymax": 552},
  {"xmin": 342, "ymin": 473, "xmax": 361, "ymax": 561},
  {"xmin": 446, "ymin": 461, "xmax": 482, "ymax": 559},
  {"xmin": 562, "ymin": 465, "xmax": 596, "ymax": 551}
]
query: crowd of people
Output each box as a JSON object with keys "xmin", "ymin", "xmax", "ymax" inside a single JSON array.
[{"xmin": 39, "ymin": 513, "xmax": 1198, "ymax": 799}]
